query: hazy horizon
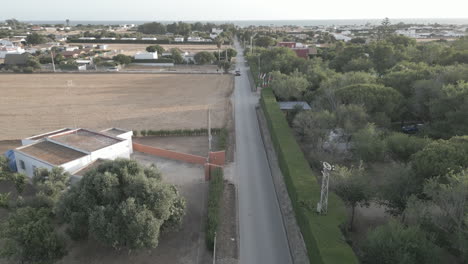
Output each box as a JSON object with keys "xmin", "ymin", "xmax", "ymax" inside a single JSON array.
[{"xmin": 1, "ymin": 0, "xmax": 467, "ymax": 21}]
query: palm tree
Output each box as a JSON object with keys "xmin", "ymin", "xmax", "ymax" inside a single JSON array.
[{"xmin": 66, "ymin": 19, "xmax": 70, "ymax": 27}]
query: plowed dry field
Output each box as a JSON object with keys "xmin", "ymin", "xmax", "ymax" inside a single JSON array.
[{"xmin": 0, "ymin": 73, "xmax": 233, "ymax": 140}]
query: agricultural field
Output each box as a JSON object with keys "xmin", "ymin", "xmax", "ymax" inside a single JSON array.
[
  {"xmin": 77, "ymin": 43, "xmax": 229, "ymax": 56},
  {"xmin": 0, "ymin": 73, "xmax": 233, "ymax": 140}
]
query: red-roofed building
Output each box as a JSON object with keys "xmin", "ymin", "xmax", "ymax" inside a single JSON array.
[{"xmin": 278, "ymin": 42, "xmax": 296, "ymax": 48}]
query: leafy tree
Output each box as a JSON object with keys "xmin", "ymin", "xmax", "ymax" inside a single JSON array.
[
  {"xmin": 342, "ymin": 57, "xmax": 374, "ymax": 72},
  {"xmin": 316, "ymin": 71, "xmax": 378, "ymax": 110},
  {"xmin": 427, "ymin": 81, "xmax": 468, "ymax": 138},
  {"xmin": 26, "ymin": 33, "xmax": 47, "ymax": 45},
  {"xmin": 335, "ymin": 104, "xmax": 369, "ymax": 136},
  {"xmin": 331, "ymin": 163, "xmax": 372, "ymax": 230},
  {"xmin": 370, "ymin": 41, "xmax": 398, "ymax": 74},
  {"xmin": 336, "ymin": 83, "xmax": 402, "ymax": 122},
  {"xmin": 362, "ymin": 220, "xmax": 440, "ymax": 264},
  {"xmin": 57, "ymin": 159, "xmax": 185, "ymax": 249},
  {"xmin": 293, "ymin": 110, "xmax": 336, "ymax": 148},
  {"xmin": 351, "ymin": 124, "xmax": 386, "ymax": 162},
  {"xmin": 194, "ymin": 51, "xmax": 215, "ymax": 65},
  {"xmin": 0, "ymin": 207, "xmax": 67, "ymax": 264},
  {"xmin": 270, "ymin": 70, "xmax": 308, "ymax": 100},
  {"xmin": 137, "ymin": 22, "xmax": 166, "ymax": 34},
  {"xmin": 170, "ymin": 48, "xmax": 184, "ymax": 64},
  {"xmin": 378, "ymin": 163, "xmax": 419, "ymax": 215},
  {"xmin": 405, "ymin": 169, "xmax": 468, "ymax": 261},
  {"xmin": 385, "ymin": 133, "xmax": 430, "ymax": 163},
  {"xmin": 146, "ymin": 45, "xmax": 164, "ymax": 54},
  {"xmin": 112, "ymin": 54, "xmax": 133, "ymax": 65},
  {"xmin": 218, "ymin": 61, "xmax": 232, "ymax": 73},
  {"xmin": 33, "ymin": 167, "xmax": 70, "ymax": 208},
  {"xmin": 215, "ymin": 36, "xmax": 224, "ymax": 61},
  {"xmin": 0, "ymin": 156, "xmax": 27, "ymax": 195},
  {"xmin": 256, "ymin": 47, "xmax": 306, "ymax": 74},
  {"xmin": 411, "ymin": 136, "xmax": 468, "ymax": 183},
  {"xmin": 26, "ymin": 56, "xmax": 41, "ymax": 69},
  {"xmin": 255, "ymin": 36, "xmax": 276, "ymax": 48}
]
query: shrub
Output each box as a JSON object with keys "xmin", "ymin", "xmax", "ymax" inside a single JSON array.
[
  {"xmin": 22, "ymin": 67, "xmax": 34, "ymax": 73},
  {"xmin": 385, "ymin": 133, "xmax": 430, "ymax": 162},
  {"xmin": 362, "ymin": 220, "xmax": 441, "ymax": 264},
  {"xmin": 206, "ymin": 167, "xmax": 224, "ymax": 250}
]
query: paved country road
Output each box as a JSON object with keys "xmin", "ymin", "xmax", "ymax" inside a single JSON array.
[{"xmin": 233, "ymin": 39, "xmax": 293, "ymax": 264}]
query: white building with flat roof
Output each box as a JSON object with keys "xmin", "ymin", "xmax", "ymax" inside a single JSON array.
[{"xmin": 14, "ymin": 128, "xmax": 133, "ymax": 178}]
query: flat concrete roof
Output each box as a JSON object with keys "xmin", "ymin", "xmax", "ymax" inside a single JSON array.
[
  {"xmin": 278, "ymin": 101, "xmax": 312, "ymax": 110},
  {"xmin": 28, "ymin": 128, "xmax": 72, "ymax": 140},
  {"xmin": 51, "ymin": 129, "xmax": 123, "ymax": 152},
  {"xmin": 17, "ymin": 141, "xmax": 87, "ymax": 165}
]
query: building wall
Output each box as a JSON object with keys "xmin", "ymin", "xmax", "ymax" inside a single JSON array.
[
  {"xmin": 115, "ymin": 131, "xmax": 134, "ymax": 153},
  {"xmin": 90, "ymin": 140, "xmax": 131, "ymax": 161},
  {"xmin": 61, "ymin": 155, "xmax": 93, "ymax": 175},
  {"xmin": 134, "ymin": 52, "xmax": 158, "ymax": 60},
  {"xmin": 14, "ymin": 151, "xmax": 54, "ymax": 178}
]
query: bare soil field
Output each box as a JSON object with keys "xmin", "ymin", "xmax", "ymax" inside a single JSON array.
[
  {"xmin": 0, "ymin": 74, "xmax": 234, "ymax": 140},
  {"xmin": 79, "ymin": 43, "xmax": 230, "ymax": 56}
]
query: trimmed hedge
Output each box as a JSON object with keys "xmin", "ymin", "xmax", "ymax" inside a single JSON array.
[
  {"xmin": 139, "ymin": 128, "xmax": 222, "ymax": 137},
  {"xmin": 260, "ymin": 87, "xmax": 358, "ymax": 264},
  {"xmin": 206, "ymin": 167, "xmax": 224, "ymax": 250}
]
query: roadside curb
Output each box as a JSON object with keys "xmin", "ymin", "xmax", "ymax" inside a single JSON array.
[{"xmin": 255, "ymin": 105, "xmax": 310, "ymax": 264}]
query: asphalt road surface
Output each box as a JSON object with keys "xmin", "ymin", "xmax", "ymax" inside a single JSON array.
[{"xmin": 233, "ymin": 40, "xmax": 293, "ymax": 264}]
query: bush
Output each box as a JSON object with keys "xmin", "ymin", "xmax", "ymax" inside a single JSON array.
[
  {"xmin": 206, "ymin": 167, "xmax": 224, "ymax": 250},
  {"xmin": 260, "ymin": 87, "xmax": 358, "ymax": 264},
  {"xmin": 385, "ymin": 133, "xmax": 430, "ymax": 162},
  {"xmin": 22, "ymin": 67, "xmax": 34, "ymax": 73},
  {"xmin": 362, "ymin": 220, "xmax": 441, "ymax": 264},
  {"xmin": 351, "ymin": 124, "xmax": 386, "ymax": 162}
]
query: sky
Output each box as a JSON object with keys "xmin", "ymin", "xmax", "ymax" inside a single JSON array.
[{"xmin": 1, "ymin": 0, "xmax": 468, "ymax": 21}]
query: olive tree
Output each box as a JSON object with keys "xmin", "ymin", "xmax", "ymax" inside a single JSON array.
[
  {"xmin": 57, "ymin": 159, "xmax": 186, "ymax": 249},
  {"xmin": 362, "ymin": 220, "xmax": 441, "ymax": 264},
  {"xmin": 331, "ymin": 163, "xmax": 372, "ymax": 230},
  {"xmin": 0, "ymin": 207, "xmax": 67, "ymax": 264}
]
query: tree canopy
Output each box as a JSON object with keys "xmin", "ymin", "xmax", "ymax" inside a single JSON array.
[{"xmin": 57, "ymin": 159, "xmax": 185, "ymax": 249}]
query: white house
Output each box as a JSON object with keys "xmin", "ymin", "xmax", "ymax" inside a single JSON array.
[
  {"xmin": 14, "ymin": 128, "xmax": 133, "ymax": 178},
  {"xmin": 134, "ymin": 52, "xmax": 158, "ymax": 60},
  {"xmin": 212, "ymin": 28, "xmax": 223, "ymax": 34},
  {"xmin": 0, "ymin": 46, "xmax": 25, "ymax": 59}
]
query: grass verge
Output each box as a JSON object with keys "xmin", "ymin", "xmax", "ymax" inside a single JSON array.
[{"xmin": 206, "ymin": 167, "xmax": 224, "ymax": 251}]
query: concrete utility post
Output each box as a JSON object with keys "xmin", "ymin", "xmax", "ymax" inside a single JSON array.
[
  {"xmin": 208, "ymin": 108, "xmax": 212, "ymax": 152},
  {"xmin": 250, "ymin": 33, "xmax": 257, "ymax": 56},
  {"xmin": 212, "ymin": 232, "xmax": 217, "ymax": 264},
  {"xmin": 317, "ymin": 162, "xmax": 332, "ymax": 215}
]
